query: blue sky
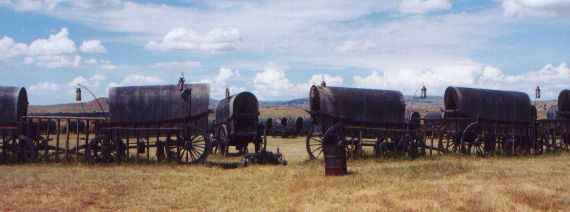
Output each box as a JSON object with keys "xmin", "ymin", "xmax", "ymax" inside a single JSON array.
[{"xmin": 0, "ymin": 0, "xmax": 569, "ymax": 105}]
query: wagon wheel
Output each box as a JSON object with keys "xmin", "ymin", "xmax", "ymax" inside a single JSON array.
[
  {"xmin": 514, "ymin": 135, "xmax": 531, "ymax": 155},
  {"xmin": 460, "ymin": 122, "xmax": 489, "ymax": 156},
  {"xmin": 374, "ymin": 137, "xmax": 392, "ymax": 157},
  {"xmin": 534, "ymin": 128, "xmax": 547, "ymax": 155},
  {"xmin": 435, "ymin": 123, "xmax": 459, "ymax": 153},
  {"xmin": 156, "ymin": 140, "xmax": 166, "ymax": 161},
  {"xmin": 1, "ymin": 135, "xmax": 18, "ymax": 162},
  {"xmin": 344, "ymin": 135, "xmax": 360, "ymax": 159},
  {"xmin": 306, "ymin": 125, "xmax": 324, "ymax": 160},
  {"xmin": 538, "ymin": 130, "xmax": 557, "ymax": 153},
  {"xmin": 561, "ymin": 131, "xmax": 570, "ymax": 151},
  {"xmin": 216, "ymin": 124, "xmax": 230, "ymax": 156},
  {"xmin": 169, "ymin": 129, "xmax": 210, "ymax": 164},
  {"xmin": 375, "ymin": 136, "xmax": 404, "ymax": 157},
  {"xmin": 254, "ymin": 134, "xmax": 263, "ymax": 153},
  {"xmin": 17, "ymin": 136, "xmax": 38, "ymax": 162},
  {"xmin": 407, "ymin": 134, "xmax": 426, "ymax": 158},
  {"xmin": 32, "ymin": 135, "xmax": 51, "ymax": 161},
  {"xmin": 86, "ymin": 135, "xmax": 126, "ymax": 163}
]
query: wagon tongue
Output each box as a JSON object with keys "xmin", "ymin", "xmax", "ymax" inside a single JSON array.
[
  {"xmin": 241, "ymin": 149, "xmax": 288, "ymax": 166},
  {"xmin": 205, "ymin": 148, "xmax": 288, "ymax": 169}
]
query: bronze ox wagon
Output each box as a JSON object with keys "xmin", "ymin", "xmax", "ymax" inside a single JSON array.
[
  {"xmin": 306, "ymin": 84, "xmax": 423, "ymax": 159},
  {"xmin": 429, "ymin": 86, "xmax": 538, "ymax": 156},
  {"xmin": 213, "ymin": 91, "xmax": 262, "ymax": 155},
  {"xmin": 0, "ymin": 86, "xmax": 33, "ymax": 162},
  {"xmin": 0, "ymin": 83, "xmax": 211, "ymax": 164},
  {"xmin": 85, "ymin": 84, "xmax": 211, "ymax": 163},
  {"xmin": 535, "ymin": 90, "xmax": 570, "ymax": 152}
]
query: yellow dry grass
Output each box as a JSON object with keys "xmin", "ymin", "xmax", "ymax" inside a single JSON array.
[
  {"xmin": 260, "ymin": 107, "xmax": 309, "ymax": 119},
  {"xmin": 2, "ymin": 137, "xmax": 570, "ymax": 211}
]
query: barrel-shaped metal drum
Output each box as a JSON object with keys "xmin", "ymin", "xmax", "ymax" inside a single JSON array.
[
  {"xmin": 108, "ymin": 84, "xmax": 209, "ymax": 128},
  {"xmin": 310, "ymin": 85, "xmax": 406, "ymax": 128},
  {"xmin": 0, "ymin": 86, "xmax": 28, "ymax": 125},
  {"xmin": 444, "ymin": 87, "xmax": 532, "ymax": 123},
  {"xmin": 215, "ymin": 91, "xmax": 259, "ymax": 134},
  {"xmin": 558, "ymin": 90, "xmax": 570, "ymax": 118}
]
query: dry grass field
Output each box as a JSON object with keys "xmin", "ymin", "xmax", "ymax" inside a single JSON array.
[{"xmin": 2, "ymin": 137, "xmax": 570, "ymax": 211}]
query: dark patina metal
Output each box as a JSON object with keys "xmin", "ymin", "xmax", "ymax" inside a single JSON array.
[
  {"xmin": 444, "ymin": 86, "xmax": 532, "ymax": 123},
  {"xmin": 306, "ymin": 85, "xmax": 420, "ymax": 161},
  {"xmin": 213, "ymin": 91, "xmax": 261, "ymax": 155},
  {"xmin": 309, "ymin": 85, "xmax": 406, "ymax": 128},
  {"xmin": 108, "ymin": 84, "xmax": 209, "ymax": 127},
  {"xmin": 215, "ymin": 91, "xmax": 259, "ymax": 134},
  {"xmin": 557, "ymin": 90, "xmax": 570, "ymax": 118},
  {"xmin": 0, "ymin": 86, "xmax": 28, "ymax": 124}
]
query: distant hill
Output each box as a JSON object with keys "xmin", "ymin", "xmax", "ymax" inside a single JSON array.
[
  {"xmin": 30, "ymin": 98, "xmax": 109, "ymax": 114},
  {"xmin": 259, "ymin": 98, "xmax": 308, "ymax": 107}
]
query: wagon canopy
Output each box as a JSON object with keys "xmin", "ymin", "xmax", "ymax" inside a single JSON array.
[
  {"xmin": 0, "ymin": 86, "xmax": 28, "ymax": 124},
  {"xmin": 310, "ymin": 86, "xmax": 406, "ymax": 125},
  {"xmin": 557, "ymin": 90, "xmax": 570, "ymax": 117},
  {"xmin": 215, "ymin": 91, "xmax": 259, "ymax": 123},
  {"xmin": 108, "ymin": 84, "xmax": 209, "ymax": 124},
  {"xmin": 444, "ymin": 87, "xmax": 532, "ymax": 123}
]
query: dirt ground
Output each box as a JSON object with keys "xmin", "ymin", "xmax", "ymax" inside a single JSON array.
[{"xmin": 1, "ymin": 136, "xmax": 570, "ymax": 211}]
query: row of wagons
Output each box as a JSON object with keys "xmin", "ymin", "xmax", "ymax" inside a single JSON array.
[{"xmin": 1, "ymin": 82, "xmax": 570, "ymax": 164}]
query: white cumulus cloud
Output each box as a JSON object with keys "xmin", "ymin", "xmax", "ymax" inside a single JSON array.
[
  {"xmin": 69, "ymin": 74, "xmax": 107, "ymax": 87},
  {"xmin": 146, "ymin": 27, "xmax": 241, "ymax": 53},
  {"xmin": 400, "ymin": 0, "xmax": 453, "ymax": 14},
  {"xmin": 28, "ymin": 28, "xmax": 76, "ymax": 55},
  {"xmin": 502, "ymin": 0, "xmax": 570, "ymax": 17},
  {"xmin": 201, "ymin": 67, "xmax": 242, "ymax": 98},
  {"xmin": 80, "ymin": 40, "xmax": 107, "ymax": 53},
  {"xmin": 353, "ymin": 62, "xmax": 570, "ymax": 99},
  {"xmin": 33, "ymin": 54, "xmax": 82, "ymax": 68},
  {"xmin": 0, "ymin": 36, "xmax": 28, "ymax": 60},
  {"xmin": 253, "ymin": 65, "xmax": 344, "ymax": 100},
  {"xmin": 0, "ymin": 28, "xmax": 117, "ymax": 69}
]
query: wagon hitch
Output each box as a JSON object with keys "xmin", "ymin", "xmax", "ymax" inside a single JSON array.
[
  {"xmin": 241, "ymin": 130, "xmax": 287, "ymax": 166},
  {"xmin": 241, "ymin": 148, "xmax": 287, "ymax": 166}
]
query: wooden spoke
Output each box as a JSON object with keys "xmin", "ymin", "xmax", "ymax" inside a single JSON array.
[
  {"xmin": 306, "ymin": 125, "xmax": 324, "ymax": 160},
  {"xmin": 174, "ymin": 129, "xmax": 210, "ymax": 164}
]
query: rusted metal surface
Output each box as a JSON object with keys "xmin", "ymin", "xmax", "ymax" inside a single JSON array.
[
  {"xmin": 215, "ymin": 91, "xmax": 259, "ymax": 133},
  {"xmin": 306, "ymin": 85, "xmax": 419, "ymax": 160},
  {"xmin": 531, "ymin": 106, "xmax": 537, "ymax": 122},
  {"xmin": 108, "ymin": 84, "xmax": 209, "ymax": 127},
  {"xmin": 0, "ymin": 86, "xmax": 28, "ymax": 124},
  {"xmin": 322, "ymin": 124, "xmax": 347, "ymax": 176},
  {"xmin": 444, "ymin": 86, "xmax": 532, "ymax": 123},
  {"xmin": 213, "ymin": 91, "xmax": 260, "ymax": 155},
  {"xmin": 558, "ymin": 90, "xmax": 570, "ymax": 117},
  {"xmin": 310, "ymin": 85, "xmax": 406, "ymax": 126},
  {"xmin": 324, "ymin": 144, "xmax": 347, "ymax": 176}
]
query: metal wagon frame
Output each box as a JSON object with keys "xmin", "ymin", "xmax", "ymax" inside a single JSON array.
[
  {"xmin": 212, "ymin": 91, "xmax": 262, "ymax": 156},
  {"xmin": 305, "ymin": 84, "xmax": 423, "ymax": 160}
]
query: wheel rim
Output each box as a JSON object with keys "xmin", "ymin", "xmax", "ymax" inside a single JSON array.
[
  {"xmin": 18, "ymin": 136, "xmax": 38, "ymax": 162},
  {"xmin": 87, "ymin": 136, "xmax": 124, "ymax": 163},
  {"xmin": 461, "ymin": 123, "xmax": 486, "ymax": 156},
  {"xmin": 306, "ymin": 126, "xmax": 324, "ymax": 160},
  {"xmin": 177, "ymin": 131, "xmax": 210, "ymax": 164}
]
